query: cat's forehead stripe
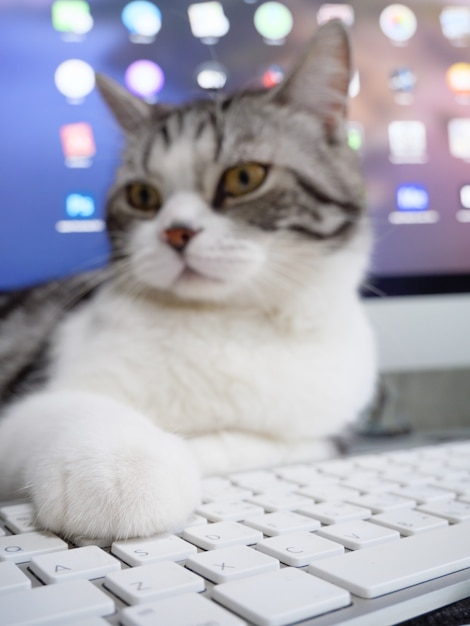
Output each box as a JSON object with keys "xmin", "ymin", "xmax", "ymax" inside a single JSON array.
[{"xmin": 142, "ymin": 104, "xmax": 223, "ymax": 176}]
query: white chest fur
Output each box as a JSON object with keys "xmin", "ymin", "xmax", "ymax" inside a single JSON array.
[{"xmin": 47, "ymin": 287, "xmax": 376, "ymax": 441}]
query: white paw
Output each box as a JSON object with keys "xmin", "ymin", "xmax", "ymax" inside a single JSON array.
[{"xmin": 30, "ymin": 431, "xmax": 201, "ymax": 543}]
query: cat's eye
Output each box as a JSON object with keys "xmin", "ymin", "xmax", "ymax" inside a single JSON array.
[
  {"xmin": 220, "ymin": 163, "xmax": 268, "ymax": 198},
  {"xmin": 125, "ymin": 182, "xmax": 161, "ymax": 216}
]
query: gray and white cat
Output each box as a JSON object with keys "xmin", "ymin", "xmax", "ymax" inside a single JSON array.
[{"xmin": 0, "ymin": 21, "xmax": 376, "ymax": 543}]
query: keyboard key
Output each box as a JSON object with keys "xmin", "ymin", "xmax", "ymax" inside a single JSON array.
[
  {"xmin": 186, "ymin": 545, "xmax": 279, "ymax": 583},
  {"xmin": 228, "ymin": 470, "xmax": 286, "ymax": 493},
  {"xmin": 297, "ymin": 484, "xmax": 359, "ymax": 502},
  {"xmin": 196, "ymin": 501, "xmax": 264, "ymax": 522},
  {"xmin": 0, "ymin": 562, "xmax": 31, "ymax": 594},
  {"xmin": 246, "ymin": 492, "xmax": 312, "ymax": 512},
  {"xmin": 316, "ymin": 459, "xmax": 356, "ymax": 478},
  {"xmin": 417, "ymin": 500, "xmax": 470, "ymax": 523},
  {"xmin": 0, "ymin": 579, "xmax": 114, "ymax": 626},
  {"xmin": 243, "ymin": 511, "xmax": 321, "ymax": 536},
  {"xmin": 309, "ymin": 521, "xmax": 470, "ymax": 599},
  {"xmin": 120, "ymin": 592, "xmax": 246, "ymax": 626},
  {"xmin": 297, "ymin": 501, "xmax": 371, "ymax": 525},
  {"xmin": 0, "ymin": 532, "xmax": 67, "ymax": 564},
  {"xmin": 202, "ymin": 486, "xmax": 253, "ymax": 503},
  {"xmin": 256, "ymin": 531, "xmax": 343, "ymax": 567},
  {"xmin": 104, "ymin": 561, "xmax": 204, "ymax": 605},
  {"xmin": 274, "ymin": 464, "xmax": 321, "ymax": 485},
  {"xmin": 370, "ymin": 509, "xmax": 448, "ymax": 536},
  {"xmin": 431, "ymin": 478, "xmax": 470, "ymax": 496},
  {"xmin": 174, "ymin": 514, "xmax": 208, "ymax": 534},
  {"xmin": 0, "ymin": 504, "xmax": 39, "ymax": 534},
  {"xmin": 345, "ymin": 492, "xmax": 416, "ymax": 513},
  {"xmin": 111, "ymin": 534, "xmax": 196, "ymax": 567},
  {"xmin": 341, "ymin": 476, "xmax": 399, "ymax": 493},
  {"xmin": 29, "ymin": 546, "xmax": 121, "ymax": 584},
  {"xmin": 392, "ymin": 485, "xmax": 455, "ymax": 504},
  {"xmin": 316, "ymin": 520, "xmax": 400, "ymax": 550},
  {"xmin": 183, "ymin": 521, "xmax": 262, "ymax": 550},
  {"xmin": 212, "ymin": 566, "xmax": 350, "ymax": 626}
]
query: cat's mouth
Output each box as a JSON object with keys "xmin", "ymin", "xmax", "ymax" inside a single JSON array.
[{"xmin": 178, "ymin": 266, "xmax": 224, "ymax": 284}]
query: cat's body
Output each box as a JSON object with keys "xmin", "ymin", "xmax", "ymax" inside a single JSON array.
[{"xmin": 0, "ymin": 21, "xmax": 376, "ymax": 543}]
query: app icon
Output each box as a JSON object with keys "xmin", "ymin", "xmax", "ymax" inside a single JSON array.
[
  {"xmin": 125, "ymin": 60, "xmax": 165, "ymax": 100},
  {"xmin": 446, "ymin": 63, "xmax": 470, "ymax": 100},
  {"xmin": 460, "ymin": 185, "xmax": 470, "ymax": 209},
  {"xmin": 389, "ymin": 67, "xmax": 416, "ymax": 104},
  {"xmin": 60, "ymin": 122, "xmax": 95, "ymax": 167},
  {"xmin": 261, "ymin": 65, "xmax": 284, "ymax": 88},
  {"xmin": 380, "ymin": 4, "xmax": 417, "ymax": 44},
  {"xmin": 51, "ymin": 1, "xmax": 93, "ymax": 37},
  {"xmin": 195, "ymin": 62, "xmax": 228, "ymax": 90},
  {"xmin": 396, "ymin": 184, "xmax": 429, "ymax": 211},
  {"xmin": 317, "ymin": 4, "xmax": 354, "ymax": 26},
  {"xmin": 448, "ymin": 119, "xmax": 470, "ymax": 160},
  {"xmin": 54, "ymin": 59, "xmax": 95, "ymax": 102},
  {"xmin": 440, "ymin": 7, "xmax": 470, "ymax": 45},
  {"xmin": 188, "ymin": 2, "xmax": 230, "ymax": 43},
  {"xmin": 121, "ymin": 1, "xmax": 162, "ymax": 43},
  {"xmin": 388, "ymin": 120, "xmax": 427, "ymax": 163},
  {"xmin": 254, "ymin": 2, "xmax": 293, "ymax": 43},
  {"xmin": 347, "ymin": 122, "xmax": 364, "ymax": 152},
  {"xmin": 389, "ymin": 67, "xmax": 416, "ymax": 93},
  {"xmin": 65, "ymin": 193, "xmax": 95, "ymax": 218}
]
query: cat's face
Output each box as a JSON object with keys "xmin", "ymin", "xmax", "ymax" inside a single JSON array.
[{"xmin": 98, "ymin": 21, "xmax": 369, "ymax": 308}]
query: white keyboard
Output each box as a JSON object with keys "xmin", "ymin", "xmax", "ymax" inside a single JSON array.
[{"xmin": 1, "ymin": 440, "xmax": 470, "ymax": 626}]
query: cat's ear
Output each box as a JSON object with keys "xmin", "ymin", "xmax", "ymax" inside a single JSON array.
[
  {"xmin": 270, "ymin": 20, "xmax": 352, "ymax": 137},
  {"xmin": 95, "ymin": 73, "xmax": 153, "ymax": 134}
]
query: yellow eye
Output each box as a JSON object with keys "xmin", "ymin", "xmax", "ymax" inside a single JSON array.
[
  {"xmin": 221, "ymin": 163, "xmax": 268, "ymax": 198},
  {"xmin": 125, "ymin": 182, "xmax": 161, "ymax": 216}
]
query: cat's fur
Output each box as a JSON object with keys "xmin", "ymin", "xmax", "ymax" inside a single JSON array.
[{"xmin": 0, "ymin": 21, "xmax": 376, "ymax": 543}]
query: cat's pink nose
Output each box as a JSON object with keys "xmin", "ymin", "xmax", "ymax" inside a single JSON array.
[{"xmin": 163, "ymin": 224, "xmax": 201, "ymax": 252}]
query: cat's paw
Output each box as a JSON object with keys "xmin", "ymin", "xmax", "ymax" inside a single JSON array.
[{"xmin": 30, "ymin": 429, "xmax": 201, "ymax": 544}]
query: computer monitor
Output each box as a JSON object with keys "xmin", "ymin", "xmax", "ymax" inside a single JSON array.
[{"xmin": 1, "ymin": 0, "xmax": 470, "ymax": 372}]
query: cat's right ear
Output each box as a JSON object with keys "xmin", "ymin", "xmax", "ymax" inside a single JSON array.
[{"xmin": 95, "ymin": 73, "xmax": 153, "ymax": 134}]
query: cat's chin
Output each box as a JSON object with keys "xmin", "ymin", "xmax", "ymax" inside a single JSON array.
[{"xmin": 167, "ymin": 267, "xmax": 236, "ymax": 303}]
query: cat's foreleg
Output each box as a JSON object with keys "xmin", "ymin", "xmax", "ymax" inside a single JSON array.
[
  {"xmin": 0, "ymin": 390, "xmax": 201, "ymax": 543},
  {"xmin": 189, "ymin": 431, "xmax": 336, "ymax": 476}
]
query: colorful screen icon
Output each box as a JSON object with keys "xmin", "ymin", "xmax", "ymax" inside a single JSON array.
[
  {"xmin": 389, "ymin": 67, "xmax": 416, "ymax": 93},
  {"xmin": 65, "ymin": 193, "xmax": 95, "ymax": 218},
  {"xmin": 254, "ymin": 2, "xmax": 293, "ymax": 43},
  {"xmin": 51, "ymin": 1, "xmax": 93, "ymax": 37},
  {"xmin": 317, "ymin": 4, "xmax": 354, "ymax": 26},
  {"xmin": 448, "ymin": 119, "xmax": 470, "ymax": 160},
  {"xmin": 125, "ymin": 60, "xmax": 165, "ymax": 100},
  {"xmin": 188, "ymin": 2, "xmax": 229, "ymax": 43},
  {"xmin": 195, "ymin": 62, "xmax": 228, "ymax": 90},
  {"xmin": 460, "ymin": 185, "xmax": 470, "ymax": 209},
  {"xmin": 440, "ymin": 7, "xmax": 470, "ymax": 45},
  {"xmin": 54, "ymin": 59, "xmax": 95, "ymax": 102},
  {"xmin": 446, "ymin": 63, "xmax": 470, "ymax": 100},
  {"xmin": 347, "ymin": 122, "xmax": 364, "ymax": 152},
  {"xmin": 396, "ymin": 184, "xmax": 429, "ymax": 211},
  {"xmin": 380, "ymin": 4, "xmax": 417, "ymax": 44},
  {"xmin": 121, "ymin": 1, "xmax": 162, "ymax": 42},
  {"xmin": 261, "ymin": 65, "xmax": 284, "ymax": 88},
  {"xmin": 388, "ymin": 120, "xmax": 427, "ymax": 163},
  {"xmin": 60, "ymin": 123, "xmax": 96, "ymax": 168}
]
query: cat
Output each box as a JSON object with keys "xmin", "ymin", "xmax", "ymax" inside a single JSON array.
[{"xmin": 0, "ymin": 20, "xmax": 376, "ymax": 544}]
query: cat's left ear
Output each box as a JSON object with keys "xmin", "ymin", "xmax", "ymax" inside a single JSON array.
[
  {"xmin": 270, "ymin": 20, "xmax": 352, "ymax": 137},
  {"xmin": 95, "ymin": 73, "xmax": 154, "ymax": 134}
]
